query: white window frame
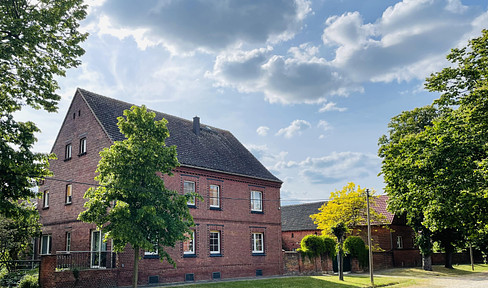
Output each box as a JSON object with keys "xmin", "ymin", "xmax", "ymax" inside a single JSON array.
[
  {"xmin": 66, "ymin": 232, "xmax": 71, "ymax": 252},
  {"xmin": 252, "ymin": 233, "xmax": 264, "ymax": 254},
  {"xmin": 184, "ymin": 181, "xmax": 196, "ymax": 206},
  {"xmin": 183, "ymin": 231, "xmax": 195, "ymax": 255},
  {"xmin": 209, "ymin": 231, "xmax": 220, "ymax": 254},
  {"xmin": 91, "ymin": 230, "xmax": 107, "ymax": 268},
  {"xmin": 251, "ymin": 191, "xmax": 262, "ymax": 212},
  {"xmin": 40, "ymin": 234, "xmax": 52, "ymax": 255},
  {"xmin": 397, "ymin": 235, "xmax": 403, "ymax": 249},
  {"xmin": 43, "ymin": 190, "xmax": 49, "ymax": 208},
  {"xmin": 65, "ymin": 143, "xmax": 72, "ymax": 160},
  {"xmin": 79, "ymin": 137, "xmax": 87, "ymax": 155},
  {"xmin": 66, "ymin": 184, "xmax": 72, "ymax": 204},
  {"xmin": 209, "ymin": 185, "xmax": 220, "ymax": 208}
]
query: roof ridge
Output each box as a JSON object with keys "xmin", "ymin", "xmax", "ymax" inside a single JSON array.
[
  {"xmin": 77, "ymin": 88, "xmax": 229, "ymax": 134},
  {"xmin": 282, "ymin": 201, "xmax": 327, "ymax": 208}
]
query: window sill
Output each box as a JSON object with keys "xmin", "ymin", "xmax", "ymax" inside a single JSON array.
[
  {"xmin": 210, "ymin": 206, "xmax": 221, "ymax": 211},
  {"xmin": 251, "ymin": 210, "xmax": 263, "ymax": 214},
  {"xmin": 183, "ymin": 254, "xmax": 196, "ymax": 258},
  {"xmin": 252, "ymin": 252, "xmax": 266, "ymax": 256},
  {"xmin": 64, "ymin": 158, "xmax": 72, "ymax": 162},
  {"xmin": 187, "ymin": 204, "xmax": 196, "ymax": 209},
  {"xmin": 65, "ymin": 203, "xmax": 72, "ymax": 206},
  {"xmin": 78, "ymin": 152, "xmax": 87, "ymax": 157},
  {"xmin": 42, "ymin": 207, "xmax": 49, "ymax": 210},
  {"xmin": 210, "ymin": 253, "xmax": 222, "ymax": 257}
]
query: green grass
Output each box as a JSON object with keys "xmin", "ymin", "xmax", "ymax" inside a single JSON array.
[
  {"xmin": 380, "ymin": 264, "xmax": 488, "ymax": 277},
  {"xmin": 164, "ymin": 275, "xmax": 421, "ymax": 288}
]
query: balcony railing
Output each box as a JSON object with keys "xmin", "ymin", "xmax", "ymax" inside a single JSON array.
[{"xmin": 56, "ymin": 251, "xmax": 116, "ymax": 270}]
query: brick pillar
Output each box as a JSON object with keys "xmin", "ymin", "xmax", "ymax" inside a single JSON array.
[
  {"xmin": 39, "ymin": 255, "xmax": 56, "ymax": 288},
  {"xmin": 351, "ymin": 258, "xmax": 363, "ymax": 273}
]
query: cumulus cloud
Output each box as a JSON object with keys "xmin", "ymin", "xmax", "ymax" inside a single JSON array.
[
  {"xmin": 324, "ymin": 0, "xmax": 481, "ymax": 82},
  {"xmin": 298, "ymin": 152, "xmax": 380, "ymax": 184},
  {"xmin": 318, "ymin": 120, "xmax": 332, "ymax": 131},
  {"xmin": 276, "ymin": 120, "xmax": 311, "ymax": 138},
  {"xmin": 209, "ymin": 44, "xmax": 362, "ymax": 104},
  {"xmin": 319, "ymin": 102, "xmax": 347, "ymax": 112},
  {"xmin": 209, "ymin": 0, "xmax": 485, "ymax": 104},
  {"xmin": 256, "ymin": 126, "xmax": 270, "ymax": 136},
  {"xmin": 98, "ymin": 0, "xmax": 311, "ymax": 53}
]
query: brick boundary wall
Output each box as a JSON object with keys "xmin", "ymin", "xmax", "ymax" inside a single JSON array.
[
  {"xmin": 40, "ymin": 255, "xmax": 118, "ymax": 288},
  {"xmin": 282, "ymin": 251, "xmax": 334, "ymax": 275}
]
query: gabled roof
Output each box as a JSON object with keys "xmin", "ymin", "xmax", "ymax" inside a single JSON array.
[
  {"xmin": 77, "ymin": 88, "xmax": 281, "ymax": 183},
  {"xmin": 281, "ymin": 195, "xmax": 395, "ymax": 232},
  {"xmin": 281, "ymin": 201, "xmax": 326, "ymax": 231}
]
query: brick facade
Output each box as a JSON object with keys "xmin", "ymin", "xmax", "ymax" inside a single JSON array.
[{"xmin": 38, "ymin": 90, "xmax": 282, "ymax": 287}]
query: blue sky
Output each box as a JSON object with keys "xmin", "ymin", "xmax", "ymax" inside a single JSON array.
[{"xmin": 20, "ymin": 0, "xmax": 488, "ymax": 204}]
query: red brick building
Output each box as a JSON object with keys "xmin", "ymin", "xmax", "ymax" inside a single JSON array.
[
  {"xmin": 38, "ymin": 88, "xmax": 282, "ymax": 286},
  {"xmin": 281, "ymin": 196, "xmax": 421, "ymax": 269}
]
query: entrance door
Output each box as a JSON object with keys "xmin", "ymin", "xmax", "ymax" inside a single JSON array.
[{"xmin": 91, "ymin": 230, "xmax": 107, "ymax": 268}]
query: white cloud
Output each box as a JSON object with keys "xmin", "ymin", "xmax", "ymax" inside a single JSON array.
[
  {"xmin": 276, "ymin": 120, "xmax": 311, "ymax": 138},
  {"xmin": 256, "ymin": 126, "xmax": 270, "ymax": 136},
  {"xmin": 325, "ymin": 0, "xmax": 481, "ymax": 82},
  {"xmin": 317, "ymin": 120, "xmax": 332, "ymax": 131},
  {"xmin": 318, "ymin": 102, "xmax": 347, "ymax": 112},
  {"xmin": 98, "ymin": 0, "xmax": 311, "ymax": 54}
]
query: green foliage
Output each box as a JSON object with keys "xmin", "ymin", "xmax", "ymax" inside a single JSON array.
[
  {"xmin": 298, "ymin": 235, "xmax": 325, "ymax": 260},
  {"xmin": 379, "ymin": 29, "xmax": 488, "ymax": 267},
  {"xmin": 311, "ymin": 182, "xmax": 386, "ymax": 237},
  {"xmin": 321, "ymin": 236, "xmax": 337, "ymax": 259},
  {"xmin": 0, "ymin": 209, "xmax": 40, "ymax": 272},
  {"xmin": 0, "ymin": 0, "xmax": 87, "ymax": 215},
  {"xmin": 78, "ymin": 106, "xmax": 195, "ymax": 287},
  {"xmin": 0, "ymin": 270, "xmax": 23, "ymax": 287},
  {"xmin": 343, "ymin": 236, "xmax": 368, "ymax": 268},
  {"xmin": 18, "ymin": 274, "xmax": 39, "ymax": 288}
]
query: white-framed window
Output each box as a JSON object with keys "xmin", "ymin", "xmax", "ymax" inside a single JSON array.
[
  {"xmin": 184, "ymin": 181, "xmax": 196, "ymax": 206},
  {"xmin": 40, "ymin": 234, "xmax": 52, "ymax": 255},
  {"xmin": 43, "ymin": 190, "xmax": 49, "ymax": 208},
  {"xmin": 144, "ymin": 243, "xmax": 158, "ymax": 256},
  {"xmin": 79, "ymin": 137, "xmax": 87, "ymax": 155},
  {"xmin": 65, "ymin": 143, "xmax": 72, "ymax": 160},
  {"xmin": 397, "ymin": 236, "xmax": 403, "ymax": 249},
  {"xmin": 209, "ymin": 231, "xmax": 220, "ymax": 254},
  {"xmin": 252, "ymin": 233, "xmax": 264, "ymax": 254},
  {"xmin": 66, "ymin": 184, "xmax": 72, "ymax": 204},
  {"xmin": 91, "ymin": 230, "xmax": 107, "ymax": 268},
  {"xmin": 66, "ymin": 232, "xmax": 71, "ymax": 252},
  {"xmin": 209, "ymin": 185, "xmax": 220, "ymax": 208},
  {"xmin": 183, "ymin": 231, "xmax": 195, "ymax": 255},
  {"xmin": 251, "ymin": 191, "xmax": 262, "ymax": 212}
]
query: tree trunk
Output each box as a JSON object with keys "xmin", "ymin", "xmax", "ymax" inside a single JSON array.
[
  {"xmin": 445, "ymin": 242, "xmax": 454, "ymax": 269},
  {"xmin": 422, "ymin": 253, "xmax": 432, "ymax": 271},
  {"xmin": 339, "ymin": 250, "xmax": 344, "ymax": 281},
  {"xmin": 133, "ymin": 246, "xmax": 139, "ymax": 288}
]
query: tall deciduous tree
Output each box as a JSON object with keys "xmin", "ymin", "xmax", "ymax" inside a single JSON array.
[
  {"xmin": 78, "ymin": 106, "xmax": 195, "ymax": 288},
  {"xmin": 0, "ymin": 0, "xmax": 87, "ymax": 214},
  {"xmin": 379, "ymin": 29, "xmax": 488, "ymax": 270},
  {"xmin": 310, "ymin": 182, "xmax": 385, "ymax": 235}
]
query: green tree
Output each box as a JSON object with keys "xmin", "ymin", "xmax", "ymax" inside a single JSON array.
[
  {"xmin": 379, "ymin": 29, "xmax": 488, "ymax": 270},
  {"xmin": 310, "ymin": 182, "xmax": 385, "ymax": 236},
  {"xmin": 0, "ymin": 0, "xmax": 87, "ymax": 214},
  {"xmin": 343, "ymin": 236, "xmax": 368, "ymax": 268},
  {"xmin": 78, "ymin": 106, "xmax": 195, "ymax": 288},
  {"xmin": 0, "ymin": 207, "xmax": 40, "ymax": 272}
]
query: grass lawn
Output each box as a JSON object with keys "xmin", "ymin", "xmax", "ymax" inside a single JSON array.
[
  {"xmin": 163, "ymin": 264, "xmax": 488, "ymax": 288},
  {"xmin": 165, "ymin": 275, "xmax": 421, "ymax": 288},
  {"xmin": 380, "ymin": 264, "xmax": 488, "ymax": 277}
]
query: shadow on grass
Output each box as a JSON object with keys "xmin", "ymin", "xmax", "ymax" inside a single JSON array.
[
  {"xmin": 167, "ymin": 276, "xmax": 407, "ymax": 288},
  {"xmin": 380, "ymin": 264, "xmax": 488, "ymax": 278}
]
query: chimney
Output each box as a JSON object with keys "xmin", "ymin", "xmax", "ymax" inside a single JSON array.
[{"xmin": 193, "ymin": 116, "xmax": 200, "ymax": 136}]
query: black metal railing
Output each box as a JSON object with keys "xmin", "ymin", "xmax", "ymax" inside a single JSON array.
[
  {"xmin": 0, "ymin": 260, "xmax": 40, "ymax": 271},
  {"xmin": 56, "ymin": 251, "xmax": 116, "ymax": 270}
]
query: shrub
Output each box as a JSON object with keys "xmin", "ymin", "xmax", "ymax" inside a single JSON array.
[
  {"xmin": 18, "ymin": 274, "xmax": 39, "ymax": 288},
  {"xmin": 343, "ymin": 236, "xmax": 368, "ymax": 267},
  {"xmin": 0, "ymin": 270, "xmax": 23, "ymax": 287},
  {"xmin": 321, "ymin": 236, "xmax": 337, "ymax": 259}
]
